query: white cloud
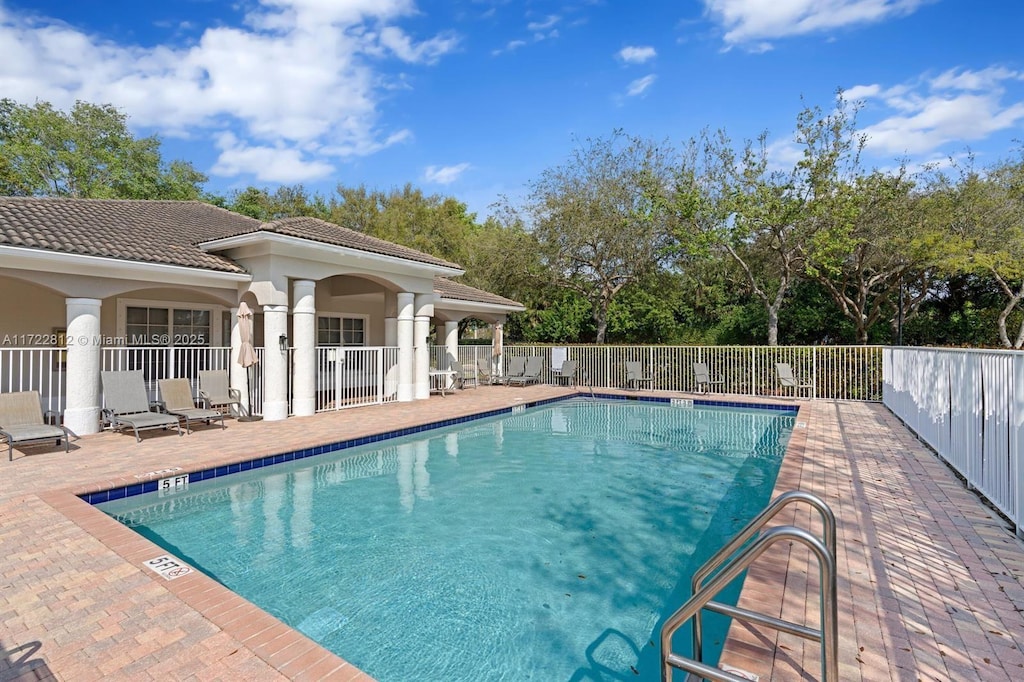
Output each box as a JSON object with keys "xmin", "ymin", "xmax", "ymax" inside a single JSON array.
[
  {"xmin": 852, "ymin": 66, "xmax": 1024, "ymax": 156},
  {"xmin": 527, "ymin": 15, "xmax": 560, "ymax": 32},
  {"xmin": 424, "ymin": 162, "xmax": 471, "ymax": 184},
  {"xmin": 0, "ymin": 0, "xmax": 458, "ymax": 183},
  {"xmin": 618, "ymin": 45, "xmax": 656, "ymax": 64},
  {"xmin": 378, "ymin": 26, "xmax": 459, "ymax": 64},
  {"xmin": 844, "ymin": 83, "xmax": 882, "ymax": 101},
  {"xmin": 702, "ymin": 0, "xmax": 933, "ymax": 49},
  {"xmin": 626, "ymin": 74, "xmax": 656, "ymax": 97},
  {"xmin": 930, "ymin": 65, "xmax": 1023, "ymax": 92},
  {"xmin": 492, "ymin": 39, "xmax": 526, "ymax": 56},
  {"xmin": 212, "ymin": 133, "xmax": 335, "ymax": 182}
]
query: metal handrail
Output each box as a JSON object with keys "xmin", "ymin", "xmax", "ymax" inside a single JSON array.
[
  {"xmin": 659, "ymin": 492, "xmax": 838, "ymax": 682},
  {"xmin": 691, "ymin": 490, "xmax": 836, "ymax": 665}
]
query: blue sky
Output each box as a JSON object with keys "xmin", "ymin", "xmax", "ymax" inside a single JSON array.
[{"xmin": 2, "ymin": 0, "xmax": 1023, "ymax": 219}]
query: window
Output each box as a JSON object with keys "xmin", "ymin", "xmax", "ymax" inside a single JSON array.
[
  {"xmin": 126, "ymin": 306, "xmax": 168, "ymax": 346},
  {"xmin": 318, "ymin": 316, "xmax": 365, "ymax": 346},
  {"xmin": 126, "ymin": 306, "xmax": 210, "ymax": 346}
]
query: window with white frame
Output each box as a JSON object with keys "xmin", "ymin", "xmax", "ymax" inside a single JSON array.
[
  {"xmin": 317, "ymin": 316, "xmax": 366, "ymax": 346},
  {"xmin": 126, "ymin": 306, "xmax": 211, "ymax": 346},
  {"xmin": 119, "ymin": 302, "xmax": 219, "ymax": 385}
]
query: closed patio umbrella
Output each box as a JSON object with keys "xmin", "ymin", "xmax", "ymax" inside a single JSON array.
[
  {"xmin": 491, "ymin": 322, "xmax": 503, "ymax": 379},
  {"xmin": 237, "ymin": 302, "xmax": 262, "ymax": 421},
  {"xmin": 492, "ymin": 322, "xmax": 503, "ymax": 358}
]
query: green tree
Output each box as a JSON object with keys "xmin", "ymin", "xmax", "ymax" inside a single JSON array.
[
  {"xmin": 805, "ymin": 169, "xmax": 937, "ymax": 344},
  {"xmin": 228, "ymin": 184, "xmax": 329, "ymax": 221},
  {"xmin": 0, "ymin": 99, "xmax": 206, "ymax": 199},
  {"xmin": 673, "ymin": 96, "xmax": 863, "ymax": 345},
  {"xmin": 500, "ymin": 130, "xmax": 676, "ymax": 344},
  {"xmin": 930, "ymin": 154, "xmax": 1024, "ymax": 347}
]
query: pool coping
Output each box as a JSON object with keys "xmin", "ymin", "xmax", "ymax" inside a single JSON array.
[{"xmin": 34, "ymin": 390, "xmax": 805, "ymax": 681}]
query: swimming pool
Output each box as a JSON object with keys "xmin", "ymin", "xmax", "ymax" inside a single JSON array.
[{"xmin": 97, "ymin": 397, "xmax": 795, "ymax": 681}]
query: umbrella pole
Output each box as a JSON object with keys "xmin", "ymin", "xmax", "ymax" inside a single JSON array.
[{"xmin": 239, "ymin": 363, "xmax": 263, "ymax": 422}]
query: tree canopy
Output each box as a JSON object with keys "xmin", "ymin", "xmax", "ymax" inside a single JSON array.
[{"xmin": 0, "ymin": 99, "xmax": 206, "ymax": 199}]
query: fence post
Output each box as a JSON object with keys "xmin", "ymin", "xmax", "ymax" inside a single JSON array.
[{"xmin": 813, "ymin": 346, "xmax": 818, "ymax": 400}]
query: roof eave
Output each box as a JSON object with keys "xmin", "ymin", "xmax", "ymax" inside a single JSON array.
[
  {"xmin": 0, "ymin": 244, "xmax": 251, "ymax": 286},
  {"xmin": 198, "ymin": 231, "xmax": 464, "ymax": 277},
  {"xmin": 435, "ymin": 296, "xmax": 526, "ymax": 314}
]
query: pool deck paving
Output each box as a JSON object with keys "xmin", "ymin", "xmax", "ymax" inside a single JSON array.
[{"xmin": 1, "ymin": 385, "xmax": 1022, "ymax": 681}]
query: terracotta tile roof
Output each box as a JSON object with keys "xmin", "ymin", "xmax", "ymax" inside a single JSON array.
[
  {"xmin": 434, "ymin": 277, "xmax": 523, "ymax": 308},
  {"xmin": 0, "ymin": 198, "xmax": 254, "ymax": 273},
  {"xmin": 0, "ymin": 198, "xmax": 461, "ymax": 273},
  {"xmin": 251, "ymin": 217, "xmax": 460, "ymax": 270}
]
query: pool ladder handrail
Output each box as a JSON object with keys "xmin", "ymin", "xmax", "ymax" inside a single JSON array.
[{"xmin": 659, "ymin": 490, "xmax": 838, "ymax": 682}]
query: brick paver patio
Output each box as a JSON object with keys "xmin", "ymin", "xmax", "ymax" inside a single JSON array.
[{"xmin": 2, "ymin": 386, "xmax": 1023, "ymax": 680}]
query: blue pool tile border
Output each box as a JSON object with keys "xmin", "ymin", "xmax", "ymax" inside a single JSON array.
[{"xmin": 80, "ymin": 393, "xmax": 796, "ymax": 505}]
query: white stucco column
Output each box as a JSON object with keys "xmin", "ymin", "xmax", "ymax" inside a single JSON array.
[
  {"xmin": 228, "ymin": 307, "xmax": 249, "ymax": 415},
  {"xmin": 414, "ymin": 294, "xmax": 434, "ymax": 400},
  {"xmin": 444, "ymin": 320, "xmax": 459, "ymax": 369},
  {"xmin": 291, "ymin": 280, "xmax": 316, "ymax": 417},
  {"xmin": 65, "ymin": 298, "xmax": 102, "ymax": 435},
  {"xmin": 396, "ymin": 293, "xmax": 415, "ymax": 402},
  {"xmin": 385, "ymin": 317, "xmax": 397, "ymax": 347},
  {"xmin": 262, "ymin": 304, "xmax": 289, "ymax": 421}
]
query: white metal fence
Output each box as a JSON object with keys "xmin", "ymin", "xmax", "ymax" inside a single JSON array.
[
  {"xmin": 1, "ymin": 343, "xmax": 883, "ymax": 423},
  {"xmin": 444, "ymin": 344, "xmax": 883, "ymax": 401},
  {"xmin": 101, "ymin": 346, "xmax": 232, "ymax": 402},
  {"xmin": 884, "ymin": 347, "xmax": 1024, "ymax": 535},
  {"xmin": 0, "ymin": 347, "xmax": 67, "ymax": 415},
  {"xmin": 315, "ymin": 346, "xmax": 400, "ymax": 412}
]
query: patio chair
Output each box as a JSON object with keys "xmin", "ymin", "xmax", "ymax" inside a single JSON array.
[
  {"xmin": 477, "ymin": 357, "xmax": 501, "ymax": 385},
  {"xmin": 448, "ymin": 356, "xmax": 478, "ymax": 389},
  {"xmin": 101, "ymin": 370, "xmax": 182, "ymax": 442},
  {"xmin": 693, "ymin": 362, "xmax": 725, "ymax": 394},
  {"xmin": 0, "ymin": 391, "xmax": 71, "ymax": 461},
  {"xmin": 624, "ymin": 361, "xmax": 653, "ymax": 390},
  {"xmin": 502, "ymin": 356, "xmax": 527, "ymax": 385},
  {"xmin": 507, "ymin": 357, "xmax": 544, "ymax": 387},
  {"xmin": 198, "ymin": 370, "xmax": 246, "ymax": 417},
  {"xmin": 553, "ymin": 360, "xmax": 579, "ymax": 387},
  {"xmin": 158, "ymin": 378, "xmax": 226, "ymax": 433},
  {"xmin": 776, "ymin": 362, "xmax": 814, "ymax": 398}
]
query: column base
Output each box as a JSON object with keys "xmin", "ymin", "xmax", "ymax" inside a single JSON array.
[
  {"xmin": 64, "ymin": 406, "xmax": 102, "ymax": 436},
  {"xmin": 262, "ymin": 400, "xmax": 290, "ymax": 421},
  {"xmin": 291, "ymin": 398, "xmax": 315, "ymax": 417}
]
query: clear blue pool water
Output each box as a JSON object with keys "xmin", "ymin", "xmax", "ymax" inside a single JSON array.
[{"xmin": 98, "ymin": 398, "xmax": 794, "ymax": 681}]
